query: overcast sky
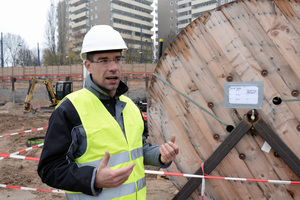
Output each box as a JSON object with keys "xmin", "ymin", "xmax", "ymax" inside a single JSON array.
[{"xmin": 0, "ymin": 0, "xmax": 52, "ymax": 49}]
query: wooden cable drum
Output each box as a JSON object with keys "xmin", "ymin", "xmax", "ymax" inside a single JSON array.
[{"xmin": 148, "ymin": 0, "xmax": 300, "ymax": 199}]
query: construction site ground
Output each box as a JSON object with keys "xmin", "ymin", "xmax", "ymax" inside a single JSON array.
[{"xmin": 0, "ymin": 79, "xmax": 178, "ymax": 200}]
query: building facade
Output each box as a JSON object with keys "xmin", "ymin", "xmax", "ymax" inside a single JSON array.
[
  {"xmin": 158, "ymin": 0, "xmax": 235, "ymax": 50},
  {"xmin": 68, "ymin": 0, "xmax": 154, "ymax": 62},
  {"xmin": 68, "ymin": 0, "xmax": 89, "ymax": 55},
  {"xmin": 157, "ymin": 0, "xmax": 178, "ymax": 46}
]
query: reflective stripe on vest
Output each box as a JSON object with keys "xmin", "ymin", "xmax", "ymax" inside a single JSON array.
[
  {"xmin": 66, "ymin": 177, "xmax": 146, "ymax": 200},
  {"xmin": 64, "ymin": 89, "xmax": 146, "ymax": 200},
  {"xmin": 77, "ymin": 147, "xmax": 143, "ymax": 168}
]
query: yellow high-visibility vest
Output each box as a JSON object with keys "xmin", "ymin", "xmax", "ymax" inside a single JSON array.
[{"xmin": 65, "ymin": 88, "xmax": 146, "ymax": 200}]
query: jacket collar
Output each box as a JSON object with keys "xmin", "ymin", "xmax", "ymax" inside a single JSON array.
[{"xmin": 85, "ymin": 74, "xmax": 128, "ymax": 100}]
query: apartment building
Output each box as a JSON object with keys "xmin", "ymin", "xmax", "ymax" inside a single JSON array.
[
  {"xmin": 178, "ymin": 0, "xmax": 218, "ymax": 30},
  {"xmin": 157, "ymin": 1, "xmax": 178, "ymax": 46},
  {"xmin": 68, "ymin": 0, "xmax": 89, "ymax": 55},
  {"xmin": 68, "ymin": 0, "xmax": 154, "ymax": 61},
  {"xmin": 158, "ymin": 0, "xmax": 234, "ymax": 48}
]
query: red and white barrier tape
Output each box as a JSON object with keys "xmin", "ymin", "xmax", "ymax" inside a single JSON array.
[
  {"xmin": 14, "ymin": 143, "xmax": 44, "ymax": 155},
  {"xmin": 144, "ymin": 170, "xmax": 300, "ymax": 185},
  {"xmin": 0, "ymin": 183, "xmax": 65, "ymax": 194},
  {"xmin": 0, "ymin": 126, "xmax": 48, "ymax": 138},
  {"xmin": 0, "ymin": 143, "xmax": 44, "ymax": 160},
  {"xmin": 0, "ymin": 153, "xmax": 39, "ymax": 161}
]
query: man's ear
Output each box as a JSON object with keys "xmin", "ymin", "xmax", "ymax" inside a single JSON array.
[{"xmin": 84, "ymin": 60, "xmax": 92, "ymax": 73}]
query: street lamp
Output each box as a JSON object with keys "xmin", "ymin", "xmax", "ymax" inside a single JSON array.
[
  {"xmin": 1, "ymin": 32, "xmax": 3, "ymax": 68},
  {"xmin": 37, "ymin": 43, "xmax": 40, "ymax": 66},
  {"xmin": 140, "ymin": 25, "xmax": 143, "ymax": 63}
]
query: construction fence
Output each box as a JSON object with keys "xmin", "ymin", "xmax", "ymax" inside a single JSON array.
[{"xmin": 0, "ymin": 63, "xmax": 156, "ymax": 103}]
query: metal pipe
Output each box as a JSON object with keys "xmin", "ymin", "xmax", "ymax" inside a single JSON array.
[{"xmin": 158, "ymin": 39, "xmax": 163, "ymax": 59}]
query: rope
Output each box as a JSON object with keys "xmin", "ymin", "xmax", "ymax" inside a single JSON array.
[
  {"xmin": 153, "ymin": 73, "xmax": 228, "ymax": 126},
  {"xmin": 144, "ymin": 170, "xmax": 300, "ymax": 185},
  {"xmin": 282, "ymin": 99, "xmax": 300, "ymax": 102}
]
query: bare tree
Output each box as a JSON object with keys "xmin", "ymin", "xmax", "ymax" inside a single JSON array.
[
  {"xmin": 124, "ymin": 48, "xmax": 140, "ymax": 64},
  {"xmin": 3, "ymin": 33, "xmax": 27, "ymax": 66},
  {"xmin": 142, "ymin": 39, "xmax": 153, "ymax": 63},
  {"xmin": 57, "ymin": 0, "xmax": 69, "ymax": 65},
  {"xmin": 44, "ymin": 0, "xmax": 58, "ymax": 65}
]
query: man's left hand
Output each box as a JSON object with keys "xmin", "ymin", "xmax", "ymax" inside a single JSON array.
[{"xmin": 160, "ymin": 135, "xmax": 179, "ymax": 164}]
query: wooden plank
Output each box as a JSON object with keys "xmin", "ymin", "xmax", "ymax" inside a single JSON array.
[{"xmin": 274, "ymin": 0, "xmax": 300, "ymax": 33}]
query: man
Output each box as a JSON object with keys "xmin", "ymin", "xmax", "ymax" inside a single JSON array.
[{"xmin": 37, "ymin": 25, "xmax": 179, "ymax": 200}]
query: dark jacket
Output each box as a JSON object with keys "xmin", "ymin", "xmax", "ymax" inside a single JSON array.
[{"xmin": 37, "ymin": 74, "xmax": 170, "ymax": 196}]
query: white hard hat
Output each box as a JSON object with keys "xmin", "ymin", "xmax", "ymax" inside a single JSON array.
[{"xmin": 80, "ymin": 25, "xmax": 128, "ymax": 60}]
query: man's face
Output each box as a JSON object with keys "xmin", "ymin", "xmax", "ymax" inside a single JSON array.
[{"xmin": 85, "ymin": 51, "xmax": 123, "ymax": 97}]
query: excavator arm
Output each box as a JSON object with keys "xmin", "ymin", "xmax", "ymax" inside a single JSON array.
[
  {"xmin": 44, "ymin": 80, "xmax": 60, "ymax": 106},
  {"xmin": 24, "ymin": 77, "xmax": 37, "ymax": 111},
  {"xmin": 24, "ymin": 77, "xmax": 59, "ymax": 112}
]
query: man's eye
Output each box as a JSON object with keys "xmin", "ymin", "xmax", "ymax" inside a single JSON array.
[
  {"xmin": 115, "ymin": 58, "xmax": 121, "ymax": 62},
  {"xmin": 100, "ymin": 59, "xmax": 109, "ymax": 64}
]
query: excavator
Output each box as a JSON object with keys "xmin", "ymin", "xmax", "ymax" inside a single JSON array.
[{"xmin": 24, "ymin": 77, "xmax": 73, "ymax": 113}]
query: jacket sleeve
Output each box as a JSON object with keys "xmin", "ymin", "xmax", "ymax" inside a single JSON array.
[
  {"xmin": 37, "ymin": 98, "xmax": 100, "ymax": 196},
  {"xmin": 142, "ymin": 135, "xmax": 172, "ymax": 168}
]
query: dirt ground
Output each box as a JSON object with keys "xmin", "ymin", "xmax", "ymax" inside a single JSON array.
[{"xmin": 0, "ymin": 88, "xmax": 178, "ymax": 199}]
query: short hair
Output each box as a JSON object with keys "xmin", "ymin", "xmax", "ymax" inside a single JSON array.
[{"xmin": 86, "ymin": 50, "xmax": 122, "ymax": 62}]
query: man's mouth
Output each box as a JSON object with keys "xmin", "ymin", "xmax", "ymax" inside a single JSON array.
[
  {"xmin": 106, "ymin": 77, "xmax": 118, "ymax": 79},
  {"xmin": 106, "ymin": 76, "xmax": 118, "ymax": 80},
  {"xmin": 106, "ymin": 76, "xmax": 119, "ymax": 83}
]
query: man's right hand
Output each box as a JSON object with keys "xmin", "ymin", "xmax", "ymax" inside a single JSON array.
[{"xmin": 94, "ymin": 151, "xmax": 135, "ymax": 188}]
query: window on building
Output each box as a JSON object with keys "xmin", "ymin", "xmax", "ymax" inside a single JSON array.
[
  {"xmin": 95, "ymin": 14, "xmax": 98, "ymax": 19},
  {"xmin": 170, "ymin": 1, "xmax": 174, "ymax": 6},
  {"xmin": 91, "ymin": 15, "xmax": 93, "ymax": 20},
  {"xmin": 95, "ymin": 6, "xmax": 97, "ymax": 10}
]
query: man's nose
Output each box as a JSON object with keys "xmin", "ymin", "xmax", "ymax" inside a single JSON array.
[{"xmin": 108, "ymin": 61, "xmax": 119, "ymax": 71}]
